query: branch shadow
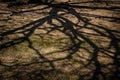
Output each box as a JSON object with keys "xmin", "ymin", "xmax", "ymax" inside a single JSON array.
[{"xmin": 0, "ymin": 1, "xmax": 120, "ymax": 80}]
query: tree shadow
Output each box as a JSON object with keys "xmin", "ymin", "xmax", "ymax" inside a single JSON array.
[{"xmin": 0, "ymin": 1, "xmax": 120, "ymax": 80}]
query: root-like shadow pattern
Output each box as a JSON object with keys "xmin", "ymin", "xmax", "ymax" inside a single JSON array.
[{"xmin": 0, "ymin": 1, "xmax": 120, "ymax": 80}]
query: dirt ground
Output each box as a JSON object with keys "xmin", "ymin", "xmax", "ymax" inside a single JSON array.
[{"xmin": 0, "ymin": 0, "xmax": 120, "ymax": 80}]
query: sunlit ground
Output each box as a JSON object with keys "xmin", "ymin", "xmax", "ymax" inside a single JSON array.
[{"xmin": 0, "ymin": 0, "xmax": 120, "ymax": 80}]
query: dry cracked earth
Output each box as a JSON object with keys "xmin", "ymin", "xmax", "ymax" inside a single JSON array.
[{"xmin": 0, "ymin": 0, "xmax": 120, "ymax": 80}]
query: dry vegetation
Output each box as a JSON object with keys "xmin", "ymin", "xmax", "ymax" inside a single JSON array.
[{"xmin": 0, "ymin": 0, "xmax": 120, "ymax": 80}]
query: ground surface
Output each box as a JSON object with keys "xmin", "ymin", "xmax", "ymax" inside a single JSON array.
[{"xmin": 0, "ymin": 0, "xmax": 120, "ymax": 80}]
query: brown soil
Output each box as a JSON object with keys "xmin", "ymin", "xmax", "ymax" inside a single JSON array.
[{"xmin": 0, "ymin": 0, "xmax": 120, "ymax": 80}]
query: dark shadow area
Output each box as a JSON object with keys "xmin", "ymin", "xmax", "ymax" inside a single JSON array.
[{"xmin": 0, "ymin": 1, "xmax": 120, "ymax": 80}]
